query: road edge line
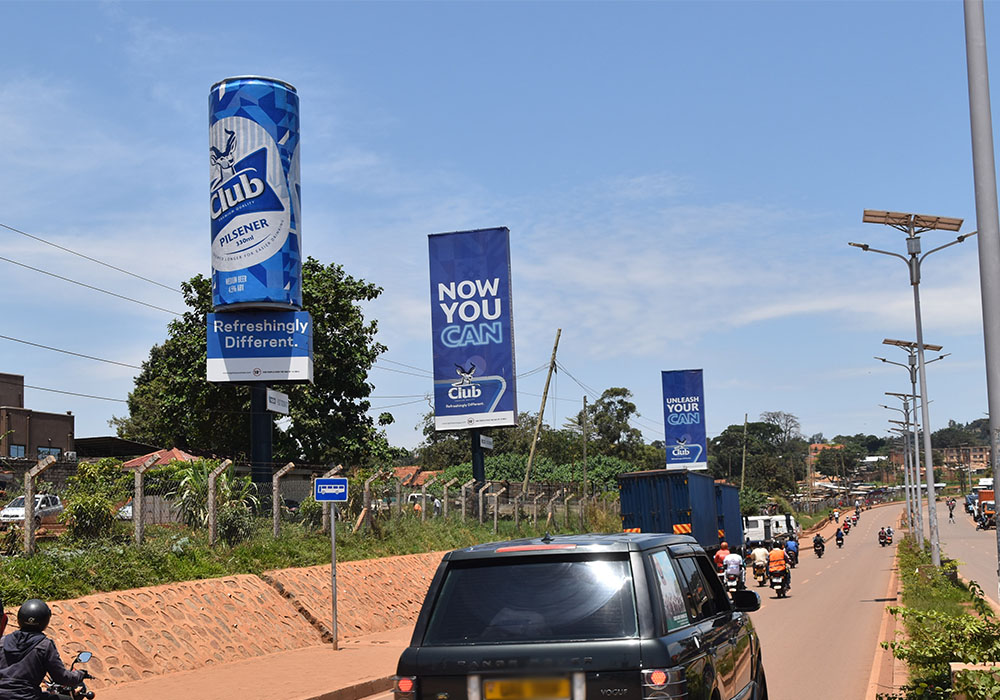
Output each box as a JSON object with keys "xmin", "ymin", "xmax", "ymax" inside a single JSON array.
[{"xmin": 865, "ymin": 547, "xmax": 901, "ymax": 700}]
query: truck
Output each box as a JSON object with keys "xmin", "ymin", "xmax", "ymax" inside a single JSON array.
[
  {"xmin": 976, "ymin": 489, "xmax": 995, "ymax": 529},
  {"xmin": 618, "ymin": 469, "xmax": 743, "ymax": 552}
]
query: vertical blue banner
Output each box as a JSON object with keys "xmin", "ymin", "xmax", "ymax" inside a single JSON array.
[
  {"xmin": 428, "ymin": 228, "xmax": 517, "ymax": 431},
  {"xmin": 662, "ymin": 369, "xmax": 707, "ymax": 470}
]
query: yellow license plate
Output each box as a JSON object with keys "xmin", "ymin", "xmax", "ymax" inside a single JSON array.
[{"xmin": 483, "ymin": 678, "xmax": 571, "ymax": 700}]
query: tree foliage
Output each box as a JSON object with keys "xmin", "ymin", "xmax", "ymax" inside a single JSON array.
[{"xmin": 112, "ymin": 258, "xmax": 391, "ymax": 467}]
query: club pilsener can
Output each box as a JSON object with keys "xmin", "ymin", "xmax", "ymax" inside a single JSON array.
[{"xmin": 209, "ymin": 76, "xmax": 301, "ymax": 310}]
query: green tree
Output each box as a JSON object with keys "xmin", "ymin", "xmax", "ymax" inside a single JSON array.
[
  {"xmin": 112, "ymin": 258, "xmax": 389, "ymax": 466},
  {"xmin": 578, "ymin": 388, "xmax": 645, "ymax": 462}
]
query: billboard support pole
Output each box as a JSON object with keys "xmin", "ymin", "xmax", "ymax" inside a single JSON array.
[
  {"xmin": 522, "ymin": 329, "xmax": 561, "ymax": 492},
  {"xmin": 250, "ymin": 384, "xmax": 272, "ymax": 485}
]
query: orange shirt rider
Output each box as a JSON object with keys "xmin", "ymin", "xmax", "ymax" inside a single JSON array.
[
  {"xmin": 768, "ymin": 547, "xmax": 792, "ymax": 587},
  {"xmin": 713, "ymin": 543, "xmax": 731, "ymax": 571}
]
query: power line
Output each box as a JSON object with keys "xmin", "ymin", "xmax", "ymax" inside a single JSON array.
[
  {"xmin": 0, "ymin": 221, "xmax": 183, "ymax": 294},
  {"xmin": 369, "ymin": 397, "xmax": 429, "ymax": 411},
  {"xmin": 377, "ymin": 358, "xmax": 433, "ymax": 375},
  {"xmin": 0, "ymin": 333, "xmax": 142, "ymax": 369},
  {"xmin": 372, "ymin": 364, "xmax": 432, "ymax": 379},
  {"xmin": 23, "ymin": 383, "xmax": 127, "ymax": 403},
  {"xmin": 0, "ymin": 254, "xmax": 184, "ymax": 316}
]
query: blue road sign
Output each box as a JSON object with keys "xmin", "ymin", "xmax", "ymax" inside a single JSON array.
[{"xmin": 314, "ymin": 477, "xmax": 349, "ymax": 502}]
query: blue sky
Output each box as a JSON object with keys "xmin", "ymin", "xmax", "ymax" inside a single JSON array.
[{"xmin": 1, "ymin": 1, "xmax": 996, "ymax": 453}]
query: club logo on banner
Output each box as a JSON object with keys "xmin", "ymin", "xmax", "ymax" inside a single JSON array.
[
  {"xmin": 428, "ymin": 228, "xmax": 517, "ymax": 431},
  {"xmin": 662, "ymin": 369, "xmax": 707, "ymax": 470}
]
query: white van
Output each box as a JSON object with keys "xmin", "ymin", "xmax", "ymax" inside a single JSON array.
[{"xmin": 742, "ymin": 514, "xmax": 800, "ymax": 543}]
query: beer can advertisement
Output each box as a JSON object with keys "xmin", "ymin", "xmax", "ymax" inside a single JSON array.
[
  {"xmin": 428, "ymin": 228, "xmax": 517, "ymax": 431},
  {"xmin": 206, "ymin": 310, "xmax": 313, "ymax": 383},
  {"xmin": 662, "ymin": 369, "xmax": 708, "ymax": 470},
  {"xmin": 209, "ymin": 76, "xmax": 302, "ymax": 309}
]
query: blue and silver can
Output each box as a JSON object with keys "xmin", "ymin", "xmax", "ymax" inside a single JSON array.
[{"xmin": 209, "ymin": 76, "xmax": 301, "ymax": 309}]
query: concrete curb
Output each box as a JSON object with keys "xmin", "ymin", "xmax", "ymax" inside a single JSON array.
[
  {"xmin": 865, "ymin": 551, "xmax": 901, "ymax": 700},
  {"xmin": 304, "ymin": 676, "xmax": 394, "ymax": 700}
]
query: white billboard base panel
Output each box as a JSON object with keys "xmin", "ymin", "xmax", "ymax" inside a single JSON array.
[
  {"xmin": 435, "ymin": 411, "xmax": 516, "ymax": 431},
  {"xmin": 665, "ymin": 463, "xmax": 708, "ymax": 471},
  {"xmin": 207, "ymin": 356, "xmax": 313, "ymax": 383}
]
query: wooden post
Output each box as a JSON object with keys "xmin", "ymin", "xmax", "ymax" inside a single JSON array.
[
  {"xmin": 24, "ymin": 455, "xmax": 55, "ymax": 556},
  {"xmin": 565, "ymin": 494, "xmax": 575, "ymax": 528},
  {"xmin": 523, "ymin": 329, "xmax": 562, "ymax": 492},
  {"xmin": 533, "ymin": 492, "xmax": 544, "ymax": 526},
  {"xmin": 513, "ymin": 494, "xmax": 521, "ymax": 529},
  {"xmin": 208, "ymin": 459, "xmax": 232, "ymax": 547},
  {"xmin": 363, "ymin": 471, "xmax": 383, "ymax": 531},
  {"xmin": 272, "ymin": 462, "xmax": 295, "ymax": 537},
  {"xmin": 134, "ymin": 454, "xmax": 159, "ymax": 545}
]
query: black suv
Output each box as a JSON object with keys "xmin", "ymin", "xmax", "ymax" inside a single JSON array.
[{"xmin": 394, "ymin": 533, "xmax": 766, "ymax": 700}]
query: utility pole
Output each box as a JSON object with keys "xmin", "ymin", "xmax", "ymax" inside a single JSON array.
[
  {"xmin": 582, "ymin": 395, "xmax": 588, "ymax": 498},
  {"xmin": 740, "ymin": 413, "xmax": 749, "ymax": 491},
  {"xmin": 523, "ymin": 329, "xmax": 561, "ymax": 493}
]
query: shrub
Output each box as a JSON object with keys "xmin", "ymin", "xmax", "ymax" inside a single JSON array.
[
  {"xmin": 298, "ymin": 495, "xmax": 323, "ymax": 529},
  {"xmin": 61, "ymin": 458, "xmax": 130, "ymax": 539},
  {"xmin": 218, "ymin": 504, "xmax": 254, "ymax": 546},
  {"xmin": 62, "ymin": 493, "xmax": 117, "ymax": 539}
]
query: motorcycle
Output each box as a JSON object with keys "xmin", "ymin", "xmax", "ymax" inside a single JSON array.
[
  {"xmin": 836, "ymin": 536, "xmax": 844, "ymax": 548},
  {"xmin": 813, "ymin": 541, "xmax": 824, "ymax": 558},
  {"xmin": 878, "ymin": 531, "xmax": 887, "ymax": 547},
  {"xmin": 724, "ymin": 569, "xmax": 742, "ymax": 593},
  {"xmin": 785, "ymin": 548, "xmax": 798, "ymax": 568},
  {"xmin": 886, "ymin": 532, "xmax": 893, "ymax": 545},
  {"xmin": 43, "ymin": 650, "xmax": 95, "ymax": 700},
  {"xmin": 753, "ymin": 561, "xmax": 768, "ymax": 587},
  {"xmin": 769, "ymin": 569, "xmax": 789, "ymax": 598},
  {"xmin": 843, "ymin": 521, "xmax": 851, "ymax": 535}
]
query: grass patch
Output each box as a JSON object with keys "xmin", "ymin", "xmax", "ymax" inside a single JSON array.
[{"xmin": 0, "ymin": 508, "xmax": 614, "ymax": 604}]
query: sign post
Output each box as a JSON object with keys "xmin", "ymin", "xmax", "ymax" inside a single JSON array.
[{"xmin": 315, "ymin": 477, "xmax": 349, "ymax": 650}]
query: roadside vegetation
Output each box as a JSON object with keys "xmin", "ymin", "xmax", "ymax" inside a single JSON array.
[
  {"xmin": 879, "ymin": 538, "xmax": 1000, "ymax": 700},
  {"xmin": 0, "ymin": 480, "xmax": 621, "ymax": 604}
]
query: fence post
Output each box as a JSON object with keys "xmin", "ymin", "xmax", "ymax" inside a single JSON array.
[
  {"xmin": 461, "ymin": 479, "xmax": 475, "ymax": 521},
  {"xmin": 533, "ymin": 492, "xmax": 544, "ymax": 526},
  {"xmin": 443, "ymin": 478, "xmax": 458, "ymax": 518},
  {"xmin": 320, "ymin": 465, "xmax": 343, "ymax": 534},
  {"xmin": 547, "ymin": 489, "xmax": 563, "ymax": 529},
  {"xmin": 565, "ymin": 494, "xmax": 575, "ymax": 528},
  {"xmin": 513, "ymin": 494, "xmax": 521, "ymax": 529},
  {"xmin": 363, "ymin": 471, "xmax": 385, "ymax": 532},
  {"xmin": 272, "ymin": 462, "xmax": 295, "ymax": 537},
  {"xmin": 421, "ymin": 476, "xmax": 438, "ymax": 520},
  {"xmin": 208, "ymin": 459, "xmax": 232, "ymax": 547},
  {"xmin": 134, "ymin": 454, "xmax": 158, "ymax": 545},
  {"xmin": 579, "ymin": 489, "xmax": 586, "ymax": 530},
  {"xmin": 24, "ymin": 455, "xmax": 55, "ymax": 556},
  {"xmin": 493, "ymin": 487, "xmax": 507, "ymax": 534},
  {"xmin": 478, "ymin": 482, "xmax": 492, "ymax": 524}
]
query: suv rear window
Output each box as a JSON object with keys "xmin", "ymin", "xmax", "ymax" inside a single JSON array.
[{"xmin": 423, "ymin": 557, "xmax": 638, "ymax": 645}]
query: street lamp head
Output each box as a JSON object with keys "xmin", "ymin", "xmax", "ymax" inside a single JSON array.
[
  {"xmin": 848, "ymin": 242, "xmax": 870, "ymax": 251},
  {"xmin": 862, "ymin": 209, "xmax": 963, "ymax": 233}
]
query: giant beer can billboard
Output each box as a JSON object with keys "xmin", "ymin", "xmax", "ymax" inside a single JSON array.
[
  {"xmin": 662, "ymin": 369, "xmax": 708, "ymax": 470},
  {"xmin": 429, "ymin": 228, "xmax": 517, "ymax": 431},
  {"xmin": 209, "ymin": 76, "xmax": 301, "ymax": 309}
]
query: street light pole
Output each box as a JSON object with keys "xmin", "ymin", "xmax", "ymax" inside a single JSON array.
[
  {"xmin": 883, "ymin": 404, "xmax": 918, "ymax": 541},
  {"xmin": 852, "ymin": 210, "xmax": 976, "ymax": 566}
]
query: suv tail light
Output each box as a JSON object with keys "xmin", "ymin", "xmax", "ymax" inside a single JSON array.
[
  {"xmin": 394, "ymin": 676, "xmax": 417, "ymax": 700},
  {"xmin": 642, "ymin": 668, "xmax": 686, "ymax": 700}
]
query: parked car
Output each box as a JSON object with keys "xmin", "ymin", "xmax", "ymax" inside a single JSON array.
[
  {"xmin": 0, "ymin": 494, "xmax": 63, "ymax": 527},
  {"xmin": 394, "ymin": 533, "xmax": 766, "ymax": 700}
]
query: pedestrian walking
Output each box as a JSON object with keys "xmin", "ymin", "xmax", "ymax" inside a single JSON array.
[{"xmin": 947, "ymin": 498, "xmax": 956, "ymax": 524}]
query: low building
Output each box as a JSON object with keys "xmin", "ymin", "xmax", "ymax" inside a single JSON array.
[
  {"xmin": 941, "ymin": 445, "xmax": 991, "ymax": 472},
  {"xmin": 0, "ymin": 373, "xmax": 75, "ymax": 462}
]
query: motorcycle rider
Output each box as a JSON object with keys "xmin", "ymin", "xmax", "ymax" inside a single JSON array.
[
  {"xmin": 812, "ymin": 532, "xmax": 825, "ymax": 552},
  {"xmin": 722, "ymin": 548, "xmax": 745, "ymax": 589},
  {"xmin": 878, "ymin": 526, "xmax": 887, "ymax": 544},
  {"xmin": 768, "ymin": 543, "xmax": 791, "ymax": 589},
  {"xmin": 784, "ymin": 534, "xmax": 799, "ymax": 566},
  {"xmin": 714, "ymin": 542, "xmax": 731, "ymax": 572},
  {"xmin": 835, "ymin": 527, "xmax": 845, "ymax": 546},
  {"xmin": 0, "ymin": 599, "xmax": 89, "ymax": 699}
]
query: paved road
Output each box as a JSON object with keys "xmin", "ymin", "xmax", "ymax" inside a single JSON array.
[
  {"xmin": 934, "ymin": 500, "xmax": 1000, "ymax": 605},
  {"xmin": 749, "ymin": 503, "xmax": 902, "ymax": 700}
]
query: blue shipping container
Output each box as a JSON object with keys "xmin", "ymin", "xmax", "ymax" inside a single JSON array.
[
  {"xmin": 715, "ymin": 483, "xmax": 744, "ymax": 546},
  {"xmin": 618, "ymin": 469, "xmax": 720, "ymax": 550}
]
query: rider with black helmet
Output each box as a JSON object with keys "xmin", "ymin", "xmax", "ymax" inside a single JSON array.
[{"xmin": 0, "ymin": 599, "xmax": 88, "ymax": 699}]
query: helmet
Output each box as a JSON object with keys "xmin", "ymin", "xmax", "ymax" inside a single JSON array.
[
  {"xmin": 720, "ymin": 542, "xmax": 728, "ymax": 550},
  {"xmin": 17, "ymin": 599, "xmax": 50, "ymax": 633}
]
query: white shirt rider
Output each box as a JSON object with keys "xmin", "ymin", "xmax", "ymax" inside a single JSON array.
[{"xmin": 723, "ymin": 552, "xmax": 744, "ymax": 576}]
